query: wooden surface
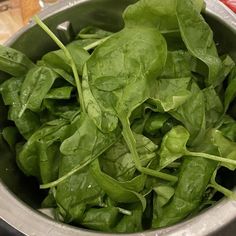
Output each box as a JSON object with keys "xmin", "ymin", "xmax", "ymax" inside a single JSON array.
[
  {"xmin": 0, "ymin": 8, "xmax": 23, "ymax": 44},
  {"xmin": 20, "ymin": 0, "xmax": 41, "ymax": 24},
  {"xmin": 0, "ymin": 0, "xmax": 35, "ymax": 44},
  {"xmin": 0, "ymin": 0, "xmax": 59, "ymax": 44}
]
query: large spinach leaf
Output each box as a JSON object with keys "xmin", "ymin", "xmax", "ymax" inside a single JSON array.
[
  {"xmin": 153, "ymin": 131, "xmax": 219, "ymax": 227},
  {"xmin": 17, "ymin": 117, "xmax": 76, "ymax": 182},
  {"xmin": 83, "ymin": 27, "xmax": 167, "ymax": 132},
  {"xmin": 176, "ymin": 0, "xmax": 222, "ymax": 86},
  {"xmin": 90, "ymin": 159, "xmax": 146, "ymax": 210}
]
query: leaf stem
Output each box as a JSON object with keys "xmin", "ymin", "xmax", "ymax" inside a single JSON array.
[
  {"xmin": 18, "ymin": 104, "xmax": 27, "ymax": 118},
  {"xmin": 79, "ymin": 33, "xmax": 101, "ymax": 39},
  {"xmin": 209, "ymin": 170, "xmax": 236, "ymax": 200},
  {"xmin": 40, "ymin": 157, "xmax": 93, "ymax": 189},
  {"xmin": 140, "ymin": 166, "xmax": 178, "ymax": 182},
  {"xmin": 117, "ymin": 207, "xmax": 132, "ymax": 216},
  {"xmin": 121, "ymin": 117, "xmax": 177, "ymax": 182},
  {"xmin": 185, "ymin": 151, "xmax": 236, "ymax": 166},
  {"xmin": 208, "ymin": 183, "xmax": 236, "ymax": 200},
  {"xmin": 83, "ymin": 37, "xmax": 110, "ymax": 51},
  {"xmin": 33, "ymin": 15, "xmax": 86, "ymax": 113}
]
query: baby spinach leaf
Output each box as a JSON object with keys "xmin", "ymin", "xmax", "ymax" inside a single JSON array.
[
  {"xmin": 81, "ymin": 207, "xmax": 119, "ymax": 232},
  {"xmin": 42, "ymin": 50, "xmax": 70, "ymax": 74},
  {"xmin": 224, "ymin": 66, "xmax": 236, "ymax": 112},
  {"xmin": 40, "ymin": 113, "xmax": 120, "ymax": 188},
  {"xmin": 149, "ymin": 77, "xmax": 191, "ymax": 112},
  {"xmin": 52, "ymin": 68, "xmax": 76, "ymax": 86},
  {"xmin": 170, "ymin": 81, "xmax": 206, "ymax": 146},
  {"xmin": 220, "ymin": 116, "xmax": 236, "ymax": 142},
  {"xmin": 123, "ymin": 0, "xmax": 178, "ymax": 30},
  {"xmin": 37, "ymin": 141, "xmax": 61, "ymax": 184},
  {"xmin": 0, "ymin": 45, "xmax": 34, "ymax": 77},
  {"xmin": 217, "ymin": 55, "xmax": 235, "ymax": 87},
  {"xmin": 19, "ymin": 66, "xmax": 59, "ymax": 116},
  {"xmin": 213, "ymin": 130, "xmax": 236, "ymax": 171},
  {"xmin": 47, "ymin": 113, "xmax": 119, "ymax": 223},
  {"xmin": 83, "ymin": 26, "xmax": 167, "ymax": 132},
  {"xmin": 78, "ymin": 26, "xmax": 113, "ymax": 39},
  {"xmin": 2, "ymin": 126, "xmax": 19, "ymax": 151},
  {"xmin": 17, "ymin": 118, "xmax": 72, "ymax": 180},
  {"xmin": 42, "ymin": 40, "xmax": 90, "ymax": 76},
  {"xmin": 152, "ymin": 184, "xmax": 175, "ymax": 225},
  {"xmin": 72, "ymin": 38, "xmax": 99, "ymax": 48},
  {"xmin": 121, "ymin": 117, "xmax": 178, "ymax": 183},
  {"xmin": 0, "ymin": 77, "xmax": 22, "ymax": 106},
  {"xmin": 67, "ymin": 40, "xmax": 91, "ymax": 74},
  {"xmin": 203, "ymin": 86, "xmax": 224, "ymax": 128},
  {"xmin": 45, "ymin": 86, "xmax": 73, "ymax": 100},
  {"xmin": 144, "ymin": 113, "xmax": 170, "ymax": 136},
  {"xmin": 8, "ymin": 106, "xmax": 41, "ymax": 140},
  {"xmin": 114, "ymin": 204, "xmax": 143, "ymax": 233},
  {"xmin": 0, "ymin": 77, "xmax": 41, "ymax": 139},
  {"xmin": 90, "ymin": 159, "xmax": 146, "ymax": 210},
  {"xmin": 42, "ymin": 99, "xmax": 80, "ymax": 121},
  {"xmin": 153, "ymin": 131, "xmax": 219, "ymax": 228},
  {"xmin": 41, "ymin": 188, "xmax": 57, "ymax": 208},
  {"xmin": 123, "ymin": 0, "xmax": 203, "ymax": 30},
  {"xmin": 55, "ymin": 155, "xmax": 104, "ymax": 224},
  {"xmin": 82, "ymin": 11, "xmax": 177, "ymax": 184},
  {"xmin": 158, "ymin": 126, "xmax": 189, "ymax": 169},
  {"xmin": 38, "ymin": 60, "xmax": 75, "ymax": 86},
  {"xmin": 153, "ymin": 185, "xmax": 175, "ymax": 207},
  {"xmin": 156, "ymin": 126, "xmax": 236, "ymax": 168},
  {"xmin": 100, "ymin": 133, "xmax": 158, "ymax": 181},
  {"xmin": 60, "ymin": 113, "xmax": 120, "ymax": 157},
  {"xmin": 176, "ymin": 0, "xmax": 222, "ymax": 86},
  {"xmin": 160, "ymin": 51, "xmax": 193, "ymax": 79}
]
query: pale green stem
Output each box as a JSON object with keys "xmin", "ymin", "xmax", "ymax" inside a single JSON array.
[
  {"xmin": 185, "ymin": 151, "xmax": 236, "ymax": 166},
  {"xmin": 40, "ymin": 158, "xmax": 93, "ymax": 189},
  {"xmin": 84, "ymin": 36, "xmax": 110, "ymax": 51},
  {"xmin": 208, "ymin": 184, "xmax": 236, "ymax": 200},
  {"xmin": 121, "ymin": 117, "xmax": 178, "ymax": 182},
  {"xmin": 33, "ymin": 15, "xmax": 86, "ymax": 113}
]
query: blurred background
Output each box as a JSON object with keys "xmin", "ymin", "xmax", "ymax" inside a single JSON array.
[
  {"xmin": 0, "ymin": 0, "xmax": 60, "ymax": 44},
  {"xmin": 0, "ymin": 0, "xmax": 235, "ymax": 45}
]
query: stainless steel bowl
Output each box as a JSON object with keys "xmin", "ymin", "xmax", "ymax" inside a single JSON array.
[{"xmin": 0, "ymin": 1, "xmax": 236, "ymax": 235}]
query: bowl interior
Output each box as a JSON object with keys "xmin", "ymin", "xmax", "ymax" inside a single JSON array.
[{"xmin": 0, "ymin": 0, "xmax": 236, "ymax": 230}]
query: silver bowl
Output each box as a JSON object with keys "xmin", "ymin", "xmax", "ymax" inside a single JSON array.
[{"xmin": 0, "ymin": 0, "xmax": 236, "ymax": 235}]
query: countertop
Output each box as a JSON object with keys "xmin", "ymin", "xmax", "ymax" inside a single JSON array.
[{"xmin": 0, "ymin": 0, "xmax": 59, "ymax": 44}]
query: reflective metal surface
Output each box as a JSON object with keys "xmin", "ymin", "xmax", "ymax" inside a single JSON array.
[{"xmin": 0, "ymin": 0, "xmax": 236, "ymax": 235}]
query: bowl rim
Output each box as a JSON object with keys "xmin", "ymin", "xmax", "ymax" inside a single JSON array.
[{"xmin": 1, "ymin": 0, "xmax": 236, "ymax": 235}]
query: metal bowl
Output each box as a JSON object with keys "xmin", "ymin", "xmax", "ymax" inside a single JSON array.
[{"xmin": 0, "ymin": 0, "xmax": 236, "ymax": 235}]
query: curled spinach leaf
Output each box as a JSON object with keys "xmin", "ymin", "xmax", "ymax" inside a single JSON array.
[
  {"xmin": 176, "ymin": 0, "xmax": 222, "ymax": 86},
  {"xmin": 90, "ymin": 159, "xmax": 146, "ymax": 210}
]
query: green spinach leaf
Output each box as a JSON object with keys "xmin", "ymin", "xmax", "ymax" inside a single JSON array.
[
  {"xmin": 19, "ymin": 66, "xmax": 59, "ymax": 116},
  {"xmin": 0, "ymin": 45, "xmax": 34, "ymax": 77}
]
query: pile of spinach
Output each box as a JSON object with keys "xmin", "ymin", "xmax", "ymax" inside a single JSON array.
[{"xmin": 1, "ymin": 0, "xmax": 236, "ymax": 232}]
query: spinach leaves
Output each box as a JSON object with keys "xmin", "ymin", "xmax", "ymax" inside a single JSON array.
[{"xmin": 0, "ymin": 0, "xmax": 236, "ymax": 233}]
